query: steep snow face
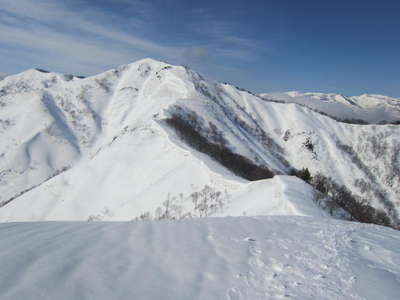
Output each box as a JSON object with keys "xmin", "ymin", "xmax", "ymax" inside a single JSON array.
[
  {"xmin": 0, "ymin": 73, "xmax": 7, "ymax": 81},
  {"xmin": 0, "ymin": 58, "xmax": 399, "ymax": 223},
  {"xmin": 1, "ymin": 217, "xmax": 400, "ymax": 300},
  {"xmin": 0, "ymin": 59, "xmax": 176, "ymax": 204},
  {"xmin": 260, "ymin": 91, "xmax": 400, "ymax": 124}
]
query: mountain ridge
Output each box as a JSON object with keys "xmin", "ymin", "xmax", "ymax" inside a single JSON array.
[
  {"xmin": 0, "ymin": 58, "xmax": 399, "ymax": 228},
  {"xmin": 260, "ymin": 91, "xmax": 400, "ymax": 124}
]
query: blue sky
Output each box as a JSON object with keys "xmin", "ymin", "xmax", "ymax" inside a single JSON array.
[{"xmin": 0, "ymin": 0, "xmax": 399, "ymax": 97}]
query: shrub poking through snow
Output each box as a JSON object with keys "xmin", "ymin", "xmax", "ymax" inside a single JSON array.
[{"xmin": 134, "ymin": 185, "xmax": 230, "ymax": 220}]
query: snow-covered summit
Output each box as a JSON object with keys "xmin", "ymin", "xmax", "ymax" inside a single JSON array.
[
  {"xmin": 0, "ymin": 58, "xmax": 399, "ymax": 227},
  {"xmin": 2, "ymin": 59, "xmax": 400, "ymax": 300}
]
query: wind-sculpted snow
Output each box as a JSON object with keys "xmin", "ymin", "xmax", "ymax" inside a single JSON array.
[
  {"xmin": 0, "ymin": 58, "xmax": 399, "ymax": 226},
  {"xmin": 1, "ymin": 217, "xmax": 399, "ymax": 300}
]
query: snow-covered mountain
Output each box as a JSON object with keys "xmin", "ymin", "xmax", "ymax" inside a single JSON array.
[
  {"xmin": 260, "ymin": 91, "xmax": 400, "ymax": 124},
  {"xmin": 1, "ymin": 58, "xmax": 400, "ymax": 299},
  {"xmin": 0, "ymin": 58, "xmax": 399, "ymax": 228},
  {"xmin": 1, "ymin": 217, "xmax": 400, "ymax": 300}
]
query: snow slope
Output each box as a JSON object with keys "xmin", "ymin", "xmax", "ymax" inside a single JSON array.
[
  {"xmin": 1, "ymin": 217, "xmax": 399, "ymax": 300},
  {"xmin": 0, "ymin": 58, "xmax": 399, "ymax": 224},
  {"xmin": 0, "ymin": 60, "xmax": 325, "ymax": 221},
  {"xmin": 260, "ymin": 91, "xmax": 400, "ymax": 124}
]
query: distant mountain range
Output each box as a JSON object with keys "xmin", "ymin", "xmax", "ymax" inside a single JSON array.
[{"xmin": 260, "ymin": 91, "xmax": 400, "ymax": 124}]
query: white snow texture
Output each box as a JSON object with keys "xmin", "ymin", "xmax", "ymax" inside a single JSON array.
[
  {"xmin": 1, "ymin": 58, "xmax": 400, "ymax": 299},
  {"xmin": 0, "ymin": 58, "xmax": 399, "ymax": 222},
  {"xmin": 1, "ymin": 217, "xmax": 400, "ymax": 300}
]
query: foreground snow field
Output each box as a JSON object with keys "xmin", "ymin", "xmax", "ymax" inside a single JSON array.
[{"xmin": 1, "ymin": 217, "xmax": 399, "ymax": 300}]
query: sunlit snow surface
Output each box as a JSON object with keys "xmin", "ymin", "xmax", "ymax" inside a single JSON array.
[
  {"xmin": 1, "ymin": 61, "xmax": 400, "ymax": 299},
  {"xmin": 0, "ymin": 58, "xmax": 400, "ymax": 221},
  {"xmin": 1, "ymin": 217, "xmax": 399, "ymax": 300},
  {"xmin": 260, "ymin": 91, "xmax": 400, "ymax": 124}
]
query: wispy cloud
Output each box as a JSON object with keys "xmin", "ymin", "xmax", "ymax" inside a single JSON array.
[
  {"xmin": 189, "ymin": 19, "xmax": 266, "ymax": 63},
  {"xmin": 0, "ymin": 0, "xmax": 265, "ymax": 77},
  {"xmin": 0, "ymin": 0, "xmax": 180, "ymax": 74}
]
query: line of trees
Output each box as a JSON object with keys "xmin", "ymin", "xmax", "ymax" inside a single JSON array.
[
  {"xmin": 290, "ymin": 168, "xmax": 396, "ymax": 229},
  {"xmin": 165, "ymin": 113, "xmax": 275, "ymax": 181}
]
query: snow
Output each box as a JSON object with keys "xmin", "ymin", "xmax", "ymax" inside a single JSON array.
[
  {"xmin": 0, "ymin": 131, "xmax": 326, "ymax": 220},
  {"xmin": 1, "ymin": 58, "xmax": 399, "ymax": 299},
  {"xmin": 1, "ymin": 58, "xmax": 399, "ymax": 223},
  {"xmin": 260, "ymin": 91, "xmax": 400, "ymax": 124},
  {"xmin": 0, "ymin": 217, "xmax": 399, "ymax": 300},
  {"xmin": 222, "ymin": 176, "xmax": 328, "ymax": 218}
]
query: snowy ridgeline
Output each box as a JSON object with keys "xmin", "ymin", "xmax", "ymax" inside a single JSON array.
[
  {"xmin": 0, "ymin": 217, "xmax": 399, "ymax": 300},
  {"xmin": 259, "ymin": 91, "xmax": 400, "ymax": 125},
  {"xmin": 1, "ymin": 59, "xmax": 400, "ymax": 300},
  {"xmin": 0, "ymin": 58, "xmax": 399, "ymax": 227}
]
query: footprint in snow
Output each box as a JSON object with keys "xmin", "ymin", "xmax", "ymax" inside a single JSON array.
[
  {"xmin": 227, "ymin": 287, "xmax": 241, "ymax": 300},
  {"xmin": 244, "ymin": 237, "xmax": 256, "ymax": 242}
]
